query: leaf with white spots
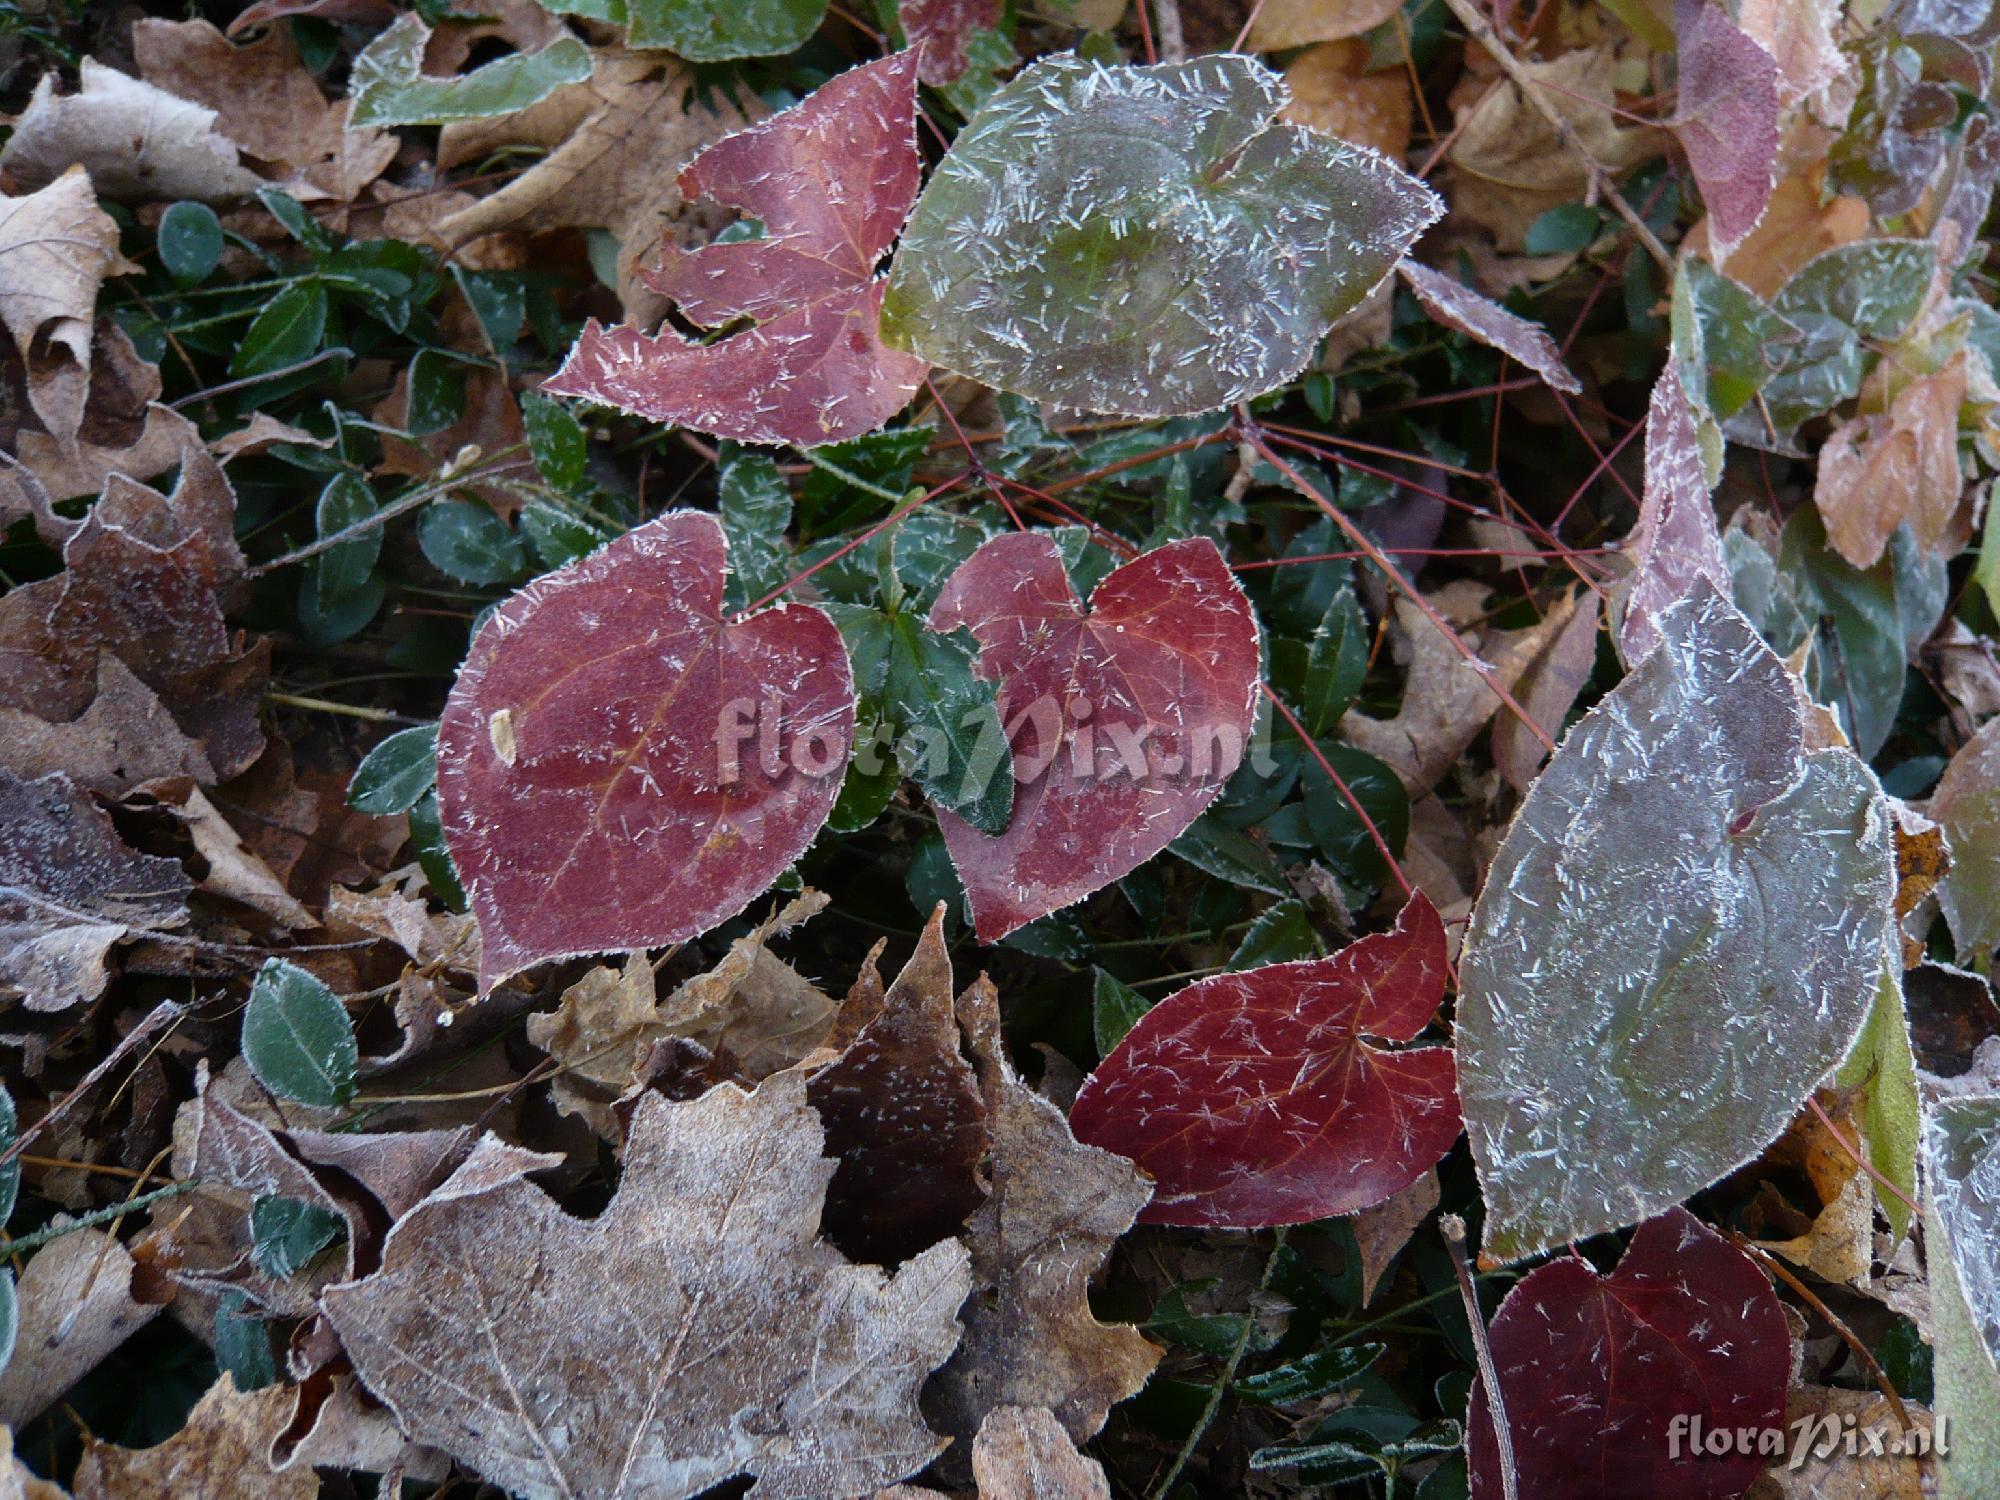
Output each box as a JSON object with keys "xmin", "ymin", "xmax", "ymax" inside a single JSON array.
[
  {"xmin": 1069, "ymin": 893, "xmax": 1458, "ymax": 1228},
  {"xmin": 1457, "ymin": 584, "xmax": 1894, "ymax": 1263},
  {"xmin": 543, "ymin": 52, "xmax": 928, "ymax": 448},
  {"xmin": 880, "ymin": 53, "xmax": 1442, "ymax": 417},
  {"xmin": 437, "ymin": 510, "xmax": 854, "ymax": 994}
]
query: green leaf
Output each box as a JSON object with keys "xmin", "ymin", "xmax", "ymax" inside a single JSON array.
[
  {"xmin": 883, "ymin": 53, "xmax": 1442, "ymax": 416},
  {"xmin": 347, "ymin": 724, "xmax": 439, "ymax": 816},
  {"xmin": 1092, "ymin": 967, "xmax": 1151, "ymax": 1055},
  {"xmin": 0, "ymin": 1084, "xmax": 16, "ymax": 1227},
  {"xmin": 936, "ymin": 25, "xmax": 1018, "ymax": 118},
  {"xmin": 250, "ymin": 1194, "xmax": 345, "ymax": 1279},
  {"xmin": 1146, "ymin": 1283, "xmax": 1270, "ymax": 1358},
  {"xmin": 719, "ymin": 446, "xmax": 794, "ymax": 613},
  {"xmin": 1303, "ymin": 579, "xmax": 1368, "ymax": 737},
  {"xmin": 410, "ymin": 789, "xmax": 467, "ymax": 910},
  {"xmin": 624, "ymin": 0, "xmax": 828, "ymax": 59},
  {"xmin": 1775, "ymin": 239, "xmax": 1935, "ymax": 342},
  {"xmin": 157, "ymin": 201, "xmax": 223, "ymax": 286},
  {"xmin": 296, "ymin": 569, "xmax": 385, "ymax": 647},
  {"xmin": 407, "ymin": 349, "xmax": 470, "ymax": 436},
  {"xmin": 350, "ymin": 13, "xmax": 593, "ymax": 128},
  {"xmin": 257, "ymin": 186, "xmax": 331, "ymax": 254},
  {"xmin": 0, "ymin": 1268, "xmax": 13, "ymax": 1379},
  {"xmin": 420, "ymin": 499, "xmax": 528, "ymax": 586},
  {"xmin": 1229, "ymin": 898, "xmax": 1324, "ymax": 968},
  {"xmin": 214, "ymin": 1290, "xmax": 278, "ymax": 1392},
  {"xmin": 243, "ymin": 959, "xmax": 359, "ymax": 1108},
  {"xmin": 1239, "ymin": 1342, "xmax": 1383, "ymax": 1405},
  {"xmin": 230, "ymin": 280, "xmax": 327, "ymax": 379},
  {"xmin": 1922, "ymin": 1096, "xmax": 2000, "ymax": 1500},
  {"xmin": 1834, "ymin": 954, "xmax": 1920, "ymax": 1243},
  {"xmin": 314, "ymin": 472, "xmax": 381, "ymax": 606},
  {"xmin": 523, "ymin": 390, "xmax": 587, "ymax": 490},
  {"xmin": 1170, "ymin": 811, "xmax": 1289, "ymax": 894},
  {"xmin": 454, "ymin": 267, "xmax": 527, "ymax": 352},
  {"xmin": 520, "ymin": 503, "xmax": 609, "ymax": 569},
  {"xmin": 1299, "ymin": 743, "xmax": 1408, "ymax": 890},
  {"xmin": 536, "ymin": 0, "xmax": 626, "ymax": 20},
  {"xmin": 1979, "ymin": 479, "xmax": 2000, "ymax": 622},
  {"xmin": 889, "ymin": 511, "xmax": 992, "ymax": 610},
  {"xmin": 1522, "ymin": 201, "xmax": 1603, "ymax": 255},
  {"xmin": 1671, "ymin": 257, "xmax": 1804, "ymax": 420}
]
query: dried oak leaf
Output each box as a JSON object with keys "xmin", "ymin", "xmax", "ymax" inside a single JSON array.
[
  {"xmin": 1815, "ymin": 352, "xmax": 1967, "ymax": 570},
  {"xmin": 71, "ymin": 1373, "xmax": 314, "ymax": 1500},
  {"xmin": 321, "ymin": 1072, "xmax": 971, "ymax": 1500},
  {"xmin": 545, "ymin": 52, "xmax": 928, "ymax": 447},
  {"xmin": 435, "ymin": 51, "xmax": 753, "ymax": 326},
  {"xmin": 0, "ymin": 168, "xmax": 133, "ymax": 453},
  {"xmin": 1674, "ymin": 2, "xmax": 1782, "ymax": 263},
  {"xmin": 808, "ymin": 903, "xmax": 986, "ymax": 1267},
  {"xmin": 926, "ymin": 534, "xmax": 1261, "ymax": 942},
  {"xmin": 0, "ymin": 768, "xmax": 190, "ymax": 1013},
  {"xmin": 0, "ymin": 654, "xmax": 216, "ymax": 794},
  {"xmin": 0, "ymin": 59, "xmax": 265, "ymax": 202},
  {"xmin": 925, "ymin": 975, "xmax": 1159, "ymax": 1449},
  {"xmin": 1070, "ymin": 892, "xmax": 1458, "ymax": 1227},
  {"xmin": 1466, "ymin": 1208, "xmax": 1790, "ymax": 1500},
  {"xmin": 437, "ymin": 510, "xmax": 854, "ymax": 993}
]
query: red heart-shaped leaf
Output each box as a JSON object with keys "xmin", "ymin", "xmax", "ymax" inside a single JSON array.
[
  {"xmin": 926, "ymin": 534, "xmax": 1260, "ymax": 941},
  {"xmin": 1467, "ymin": 1207, "xmax": 1790, "ymax": 1500},
  {"xmin": 1068, "ymin": 893, "xmax": 1458, "ymax": 1227},
  {"xmin": 438, "ymin": 510, "xmax": 853, "ymax": 993}
]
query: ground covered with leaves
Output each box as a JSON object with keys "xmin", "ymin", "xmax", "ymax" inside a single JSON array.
[{"xmin": 3, "ymin": 0, "xmax": 2000, "ymax": 1496}]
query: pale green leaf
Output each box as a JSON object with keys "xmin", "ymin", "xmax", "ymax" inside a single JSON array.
[{"xmin": 350, "ymin": 14, "xmax": 593, "ymax": 129}]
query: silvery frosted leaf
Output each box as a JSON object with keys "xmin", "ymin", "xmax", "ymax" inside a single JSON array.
[
  {"xmin": 1457, "ymin": 584, "xmax": 1894, "ymax": 1263},
  {"xmin": 1923, "ymin": 1092, "xmax": 2000, "ymax": 1498},
  {"xmin": 348, "ymin": 14, "xmax": 591, "ymax": 128},
  {"xmin": 1614, "ymin": 358, "xmax": 1730, "ymax": 664},
  {"xmin": 881, "ymin": 52, "xmax": 1442, "ymax": 417}
]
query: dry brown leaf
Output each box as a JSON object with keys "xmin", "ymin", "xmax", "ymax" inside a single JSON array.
[
  {"xmin": 8, "ymin": 333, "xmax": 201, "ymax": 505},
  {"xmin": 1445, "ymin": 43, "xmax": 1663, "ymax": 248},
  {"xmin": 1745, "ymin": 1388, "xmax": 1933, "ymax": 1499},
  {"xmin": 321, "ymin": 1072, "xmax": 970, "ymax": 1499},
  {"xmin": 1353, "ymin": 1166, "xmax": 1441, "ymax": 1306},
  {"xmin": 1815, "ymin": 352, "xmax": 1967, "ymax": 569},
  {"xmin": 0, "ymin": 60, "xmax": 265, "ymax": 202},
  {"xmin": 808, "ymin": 904, "xmax": 987, "ymax": 1267},
  {"xmin": 1283, "ymin": 40, "xmax": 1413, "ymax": 161},
  {"xmin": 0, "ymin": 168, "xmax": 133, "ymax": 453},
  {"xmin": 0, "ymin": 1228, "xmax": 165, "ymax": 1429},
  {"xmin": 275, "ymin": 1374, "xmax": 449, "ymax": 1486},
  {"xmin": 325, "ymin": 879, "xmax": 479, "ymax": 974},
  {"xmin": 208, "ymin": 412, "xmax": 327, "ymax": 461},
  {"xmin": 1717, "ymin": 170, "xmax": 1868, "ymax": 297},
  {"xmin": 131, "ymin": 19, "xmax": 393, "ymax": 204},
  {"xmin": 1338, "ymin": 582, "xmax": 1578, "ymax": 795},
  {"xmin": 1739, "ymin": 0, "xmax": 1846, "ymax": 110},
  {"xmin": 528, "ymin": 950, "xmax": 665, "ymax": 1136},
  {"xmin": 71, "ymin": 1374, "xmax": 316, "ymax": 1500},
  {"xmin": 1247, "ymin": 0, "xmax": 1401, "ymax": 49},
  {"xmin": 654, "ymin": 888, "xmax": 837, "ymax": 1075},
  {"xmin": 1493, "ymin": 587, "xmax": 1603, "ymax": 791},
  {"xmin": 138, "ymin": 778, "xmax": 317, "ymax": 930},
  {"xmin": 0, "ymin": 654, "xmax": 215, "ymax": 794},
  {"xmin": 970, "ymin": 1406, "xmax": 1111, "ymax": 1500},
  {"xmin": 926, "ymin": 975, "xmax": 1159, "ymax": 1451},
  {"xmin": 1, "ymin": 1428, "xmax": 68, "ymax": 1500},
  {"xmin": 435, "ymin": 51, "xmax": 753, "ymax": 325}
]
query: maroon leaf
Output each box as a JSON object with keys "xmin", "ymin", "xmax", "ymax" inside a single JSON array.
[
  {"xmin": 437, "ymin": 510, "xmax": 854, "ymax": 993},
  {"xmin": 1467, "ymin": 1207, "xmax": 1790, "ymax": 1500},
  {"xmin": 1068, "ymin": 893, "xmax": 1458, "ymax": 1228},
  {"xmin": 1397, "ymin": 260, "xmax": 1581, "ymax": 396},
  {"xmin": 926, "ymin": 534, "xmax": 1261, "ymax": 942},
  {"xmin": 1675, "ymin": 3, "xmax": 1781, "ymax": 261},
  {"xmin": 901, "ymin": 0, "xmax": 1000, "ymax": 85},
  {"xmin": 1615, "ymin": 358, "xmax": 1728, "ymax": 664},
  {"xmin": 542, "ymin": 52, "xmax": 929, "ymax": 448}
]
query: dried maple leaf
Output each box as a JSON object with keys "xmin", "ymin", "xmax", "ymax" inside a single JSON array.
[
  {"xmin": 544, "ymin": 52, "xmax": 929, "ymax": 447},
  {"xmin": 1071, "ymin": 893, "xmax": 1458, "ymax": 1227},
  {"xmin": 926, "ymin": 534, "xmax": 1261, "ymax": 942},
  {"xmin": 925, "ymin": 975, "xmax": 1159, "ymax": 1448},
  {"xmin": 1674, "ymin": 3, "xmax": 1781, "ymax": 263},
  {"xmin": 0, "ymin": 768, "xmax": 190, "ymax": 1013},
  {"xmin": 321, "ymin": 1072, "xmax": 971, "ymax": 1500},
  {"xmin": 808, "ymin": 903, "xmax": 987, "ymax": 1266},
  {"xmin": 437, "ymin": 510, "xmax": 854, "ymax": 993},
  {"xmin": 71, "ymin": 1373, "xmax": 315, "ymax": 1500},
  {"xmin": 1466, "ymin": 1209, "xmax": 1790, "ymax": 1500}
]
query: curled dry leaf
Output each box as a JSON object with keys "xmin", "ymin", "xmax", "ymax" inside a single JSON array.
[
  {"xmin": 71, "ymin": 1373, "xmax": 315, "ymax": 1500},
  {"xmin": 437, "ymin": 510, "xmax": 853, "ymax": 993},
  {"xmin": 321, "ymin": 1072, "xmax": 971, "ymax": 1500},
  {"xmin": 1615, "ymin": 359, "xmax": 1731, "ymax": 663},
  {"xmin": 0, "ymin": 768, "xmax": 190, "ymax": 1013},
  {"xmin": 925, "ymin": 975, "xmax": 1159, "ymax": 1448},
  {"xmin": 545, "ymin": 52, "xmax": 928, "ymax": 448},
  {"xmin": 1466, "ymin": 1208, "xmax": 1790, "ymax": 1500},
  {"xmin": 1071, "ymin": 893, "xmax": 1457, "ymax": 1227},
  {"xmin": 1457, "ymin": 585, "xmax": 1894, "ymax": 1262},
  {"xmin": 1397, "ymin": 259, "xmax": 1582, "ymax": 395},
  {"xmin": 0, "ymin": 59, "xmax": 265, "ymax": 202},
  {"xmin": 1492, "ymin": 588, "xmax": 1602, "ymax": 793},
  {"xmin": 653, "ymin": 888, "xmax": 835, "ymax": 1076},
  {"xmin": 925, "ymin": 534, "xmax": 1261, "ymax": 941},
  {"xmin": 0, "ymin": 1228, "xmax": 164, "ymax": 1429},
  {"xmin": 1933, "ymin": 715, "xmax": 2000, "ymax": 963}
]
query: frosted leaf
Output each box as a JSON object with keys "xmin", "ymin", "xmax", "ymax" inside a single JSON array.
[
  {"xmin": 1933, "ymin": 716, "xmax": 2000, "ymax": 963},
  {"xmin": 1674, "ymin": 2, "xmax": 1781, "ymax": 262},
  {"xmin": 1069, "ymin": 893, "xmax": 1458, "ymax": 1228},
  {"xmin": 1922, "ymin": 1093, "xmax": 2000, "ymax": 1498},
  {"xmin": 625, "ymin": 0, "xmax": 827, "ymax": 61},
  {"xmin": 880, "ymin": 52, "xmax": 1442, "ymax": 417},
  {"xmin": 900, "ymin": 0, "xmax": 1002, "ymax": 85},
  {"xmin": 1397, "ymin": 260, "xmax": 1581, "ymax": 395},
  {"xmin": 436, "ymin": 510, "xmax": 854, "ymax": 994},
  {"xmin": 923, "ymin": 534, "xmax": 1261, "ymax": 942},
  {"xmin": 1614, "ymin": 358, "xmax": 1730, "ymax": 664},
  {"xmin": 321, "ymin": 1073, "xmax": 970, "ymax": 1500},
  {"xmin": 1457, "ymin": 584, "xmax": 1895, "ymax": 1263},
  {"xmin": 348, "ymin": 14, "xmax": 591, "ymax": 128},
  {"xmin": 544, "ymin": 53, "xmax": 929, "ymax": 448}
]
